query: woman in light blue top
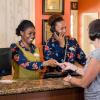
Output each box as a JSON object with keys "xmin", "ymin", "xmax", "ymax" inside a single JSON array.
[{"xmin": 58, "ymin": 19, "xmax": 100, "ymax": 100}]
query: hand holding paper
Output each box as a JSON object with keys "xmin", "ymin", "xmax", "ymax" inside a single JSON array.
[{"xmin": 57, "ymin": 62, "xmax": 77, "ymax": 71}]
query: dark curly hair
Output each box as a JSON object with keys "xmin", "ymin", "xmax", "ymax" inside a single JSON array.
[
  {"xmin": 48, "ymin": 14, "xmax": 64, "ymax": 33},
  {"xmin": 48, "ymin": 14, "xmax": 64, "ymax": 26},
  {"xmin": 16, "ymin": 20, "xmax": 35, "ymax": 36},
  {"xmin": 89, "ymin": 19, "xmax": 100, "ymax": 41}
]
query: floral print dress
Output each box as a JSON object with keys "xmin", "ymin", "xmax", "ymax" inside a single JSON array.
[
  {"xmin": 44, "ymin": 36, "xmax": 86, "ymax": 72},
  {"xmin": 10, "ymin": 40, "xmax": 43, "ymax": 71}
]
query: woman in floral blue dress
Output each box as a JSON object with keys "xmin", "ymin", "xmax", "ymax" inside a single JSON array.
[{"xmin": 44, "ymin": 14, "xmax": 86, "ymax": 72}]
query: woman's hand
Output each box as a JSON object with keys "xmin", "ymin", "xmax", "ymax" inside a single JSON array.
[
  {"xmin": 57, "ymin": 62, "xmax": 77, "ymax": 71},
  {"xmin": 54, "ymin": 32, "xmax": 65, "ymax": 48},
  {"xmin": 43, "ymin": 59, "xmax": 58, "ymax": 67}
]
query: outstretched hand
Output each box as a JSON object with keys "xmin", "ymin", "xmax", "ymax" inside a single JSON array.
[
  {"xmin": 43, "ymin": 59, "xmax": 58, "ymax": 67},
  {"xmin": 57, "ymin": 62, "xmax": 77, "ymax": 71}
]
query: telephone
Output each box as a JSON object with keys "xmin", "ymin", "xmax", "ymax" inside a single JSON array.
[{"xmin": 50, "ymin": 25, "xmax": 59, "ymax": 36}]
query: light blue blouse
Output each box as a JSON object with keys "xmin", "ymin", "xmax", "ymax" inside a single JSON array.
[{"xmin": 84, "ymin": 48, "xmax": 100, "ymax": 100}]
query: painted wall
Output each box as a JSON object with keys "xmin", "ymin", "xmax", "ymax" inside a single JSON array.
[
  {"xmin": 0, "ymin": 0, "xmax": 35, "ymax": 47},
  {"xmin": 35, "ymin": 0, "xmax": 70, "ymax": 46},
  {"xmin": 78, "ymin": 0, "xmax": 100, "ymax": 44}
]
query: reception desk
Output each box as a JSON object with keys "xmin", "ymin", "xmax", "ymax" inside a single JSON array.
[{"xmin": 0, "ymin": 78, "xmax": 84, "ymax": 100}]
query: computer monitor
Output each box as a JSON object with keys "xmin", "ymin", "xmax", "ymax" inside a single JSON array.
[{"xmin": 0, "ymin": 48, "xmax": 12, "ymax": 76}]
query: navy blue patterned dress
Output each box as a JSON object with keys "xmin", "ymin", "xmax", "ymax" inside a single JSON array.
[
  {"xmin": 10, "ymin": 40, "xmax": 43, "ymax": 71},
  {"xmin": 44, "ymin": 36, "xmax": 86, "ymax": 72}
]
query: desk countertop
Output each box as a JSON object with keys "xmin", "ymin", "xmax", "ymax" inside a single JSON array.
[{"xmin": 0, "ymin": 78, "xmax": 77, "ymax": 95}]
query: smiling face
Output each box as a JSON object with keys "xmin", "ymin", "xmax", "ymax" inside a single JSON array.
[
  {"xmin": 21, "ymin": 27, "xmax": 35, "ymax": 45},
  {"xmin": 55, "ymin": 21, "xmax": 67, "ymax": 35}
]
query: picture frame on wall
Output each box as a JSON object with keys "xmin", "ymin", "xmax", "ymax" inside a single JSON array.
[
  {"xmin": 42, "ymin": 20, "xmax": 52, "ymax": 44},
  {"xmin": 71, "ymin": 2, "xmax": 78, "ymax": 10},
  {"xmin": 42, "ymin": 0, "xmax": 64, "ymax": 15}
]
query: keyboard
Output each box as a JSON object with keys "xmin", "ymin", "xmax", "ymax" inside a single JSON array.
[{"xmin": 43, "ymin": 70, "xmax": 80, "ymax": 79}]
